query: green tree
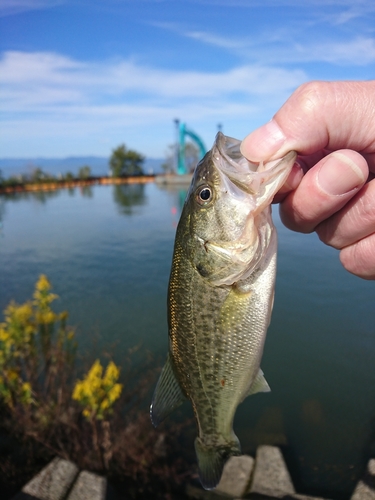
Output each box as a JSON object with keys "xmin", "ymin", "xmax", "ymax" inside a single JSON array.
[
  {"xmin": 184, "ymin": 142, "xmax": 200, "ymax": 173},
  {"xmin": 109, "ymin": 144, "xmax": 145, "ymax": 177},
  {"xmin": 31, "ymin": 167, "xmax": 51, "ymax": 184},
  {"xmin": 161, "ymin": 144, "xmax": 176, "ymax": 174},
  {"xmin": 162, "ymin": 141, "xmax": 200, "ymax": 174},
  {"xmin": 78, "ymin": 165, "xmax": 91, "ymax": 180},
  {"xmin": 64, "ymin": 171, "xmax": 74, "ymax": 181},
  {"xmin": 113, "ymin": 184, "xmax": 146, "ymax": 215}
]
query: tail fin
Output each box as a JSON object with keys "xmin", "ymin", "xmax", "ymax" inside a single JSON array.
[{"xmin": 194, "ymin": 436, "xmax": 241, "ymax": 490}]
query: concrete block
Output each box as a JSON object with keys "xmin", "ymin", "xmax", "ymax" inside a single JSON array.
[
  {"xmin": 215, "ymin": 455, "xmax": 254, "ymax": 498},
  {"xmin": 186, "ymin": 483, "xmax": 228, "ymax": 499},
  {"xmin": 67, "ymin": 470, "xmax": 107, "ymax": 500},
  {"xmin": 351, "ymin": 459, "xmax": 375, "ymax": 500},
  {"xmin": 250, "ymin": 445, "xmax": 295, "ymax": 498},
  {"xmin": 21, "ymin": 457, "xmax": 79, "ymax": 500},
  {"xmin": 291, "ymin": 495, "xmax": 332, "ymax": 500}
]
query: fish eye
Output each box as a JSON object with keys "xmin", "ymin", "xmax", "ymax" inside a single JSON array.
[{"xmin": 196, "ymin": 186, "xmax": 213, "ymax": 205}]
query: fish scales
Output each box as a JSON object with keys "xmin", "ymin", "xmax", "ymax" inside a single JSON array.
[
  {"xmin": 169, "ymin": 232, "xmax": 276, "ymax": 437},
  {"xmin": 150, "ymin": 132, "xmax": 296, "ymax": 490}
]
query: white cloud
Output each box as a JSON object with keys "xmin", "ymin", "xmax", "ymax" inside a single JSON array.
[
  {"xmin": 0, "ymin": 50, "xmax": 307, "ymax": 156},
  {"xmin": 0, "ymin": 0, "xmax": 63, "ymax": 17},
  {"xmin": 314, "ymin": 2, "xmax": 375, "ymax": 25},
  {"xmin": 170, "ymin": 0, "xmax": 334, "ymax": 5},
  {"xmin": 150, "ymin": 22, "xmax": 250, "ymax": 50},
  {"xmin": 312, "ymin": 37, "xmax": 375, "ymax": 65},
  {"xmin": 0, "ymin": 50, "xmax": 306, "ymax": 111},
  {"xmin": 269, "ymin": 36, "xmax": 375, "ymax": 66},
  {"xmin": 189, "ymin": 0, "xmax": 374, "ymax": 6},
  {"xmin": 153, "ymin": 19, "xmax": 375, "ymax": 67}
]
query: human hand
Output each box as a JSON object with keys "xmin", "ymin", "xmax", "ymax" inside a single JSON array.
[{"xmin": 241, "ymin": 81, "xmax": 375, "ymax": 280}]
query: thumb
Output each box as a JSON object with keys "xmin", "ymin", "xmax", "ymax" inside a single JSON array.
[{"xmin": 240, "ymin": 81, "xmax": 375, "ymax": 163}]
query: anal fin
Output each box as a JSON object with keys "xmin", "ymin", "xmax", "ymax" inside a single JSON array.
[{"xmin": 243, "ymin": 368, "xmax": 271, "ymax": 400}]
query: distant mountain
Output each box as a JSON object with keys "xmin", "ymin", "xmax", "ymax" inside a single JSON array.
[{"xmin": 0, "ymin": 157, "xmax": 165, "ymax": 178}]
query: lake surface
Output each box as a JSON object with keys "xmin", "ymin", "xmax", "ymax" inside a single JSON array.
[{"xmin": 0, "ymin": 182, "xmax": 374, "ymax": 499}]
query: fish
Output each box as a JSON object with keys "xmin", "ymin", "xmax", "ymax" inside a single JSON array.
[{"xmin": 150, "ymin": 132, "xmax": 296, "ymax": 490}]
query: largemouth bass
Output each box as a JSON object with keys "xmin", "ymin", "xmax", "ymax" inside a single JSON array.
[{"xmin": 150, "ymin": 132, "xmax": 296, "ymax": 489}]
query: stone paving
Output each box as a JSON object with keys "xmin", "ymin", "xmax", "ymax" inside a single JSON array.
[{"xmin": 11, "ymin": 446, "xmax": 375, "ymax": 500}]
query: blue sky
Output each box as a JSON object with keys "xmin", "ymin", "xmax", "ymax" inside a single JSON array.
[{"xmin": 1, "ymin": 0, "xmax": 375, "ymax": 159}]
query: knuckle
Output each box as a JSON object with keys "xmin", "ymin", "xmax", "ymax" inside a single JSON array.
[
  {"xmin": 356, "ymin": 182, "xmax": 375, "ymax": 223},
  {"xmin": 316, "ymin": 179, "xmax": 375, "ymax": 248},
  {"xmin": 279, "ymin": 201, "xmax": 315, "ymax": 234},
  {"xmin": 340, "ymin": 237, "xmax": 375, "ymax": 280},
  {"xmin": 316, "ymin": 222, "xmax": 339, "ymax": 248},
  {"xmin": 293, "ymin": 81, "xmax": 329, "ymax": 118}
]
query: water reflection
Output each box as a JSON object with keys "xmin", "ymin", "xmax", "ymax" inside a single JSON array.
[
  {"xmin": 365, "ymin": 416, "xmax": 375, "ymax": 461},
  {"xmin": 243, "ymin": 406, "xmax": 287, "ymax": 449},
  {"xmin": 0, "ymin": 187, "xmax": 97, "ymax": 205},
  {"xmin": 80, "ymin": 186, "xmax": 93, "ymax": 198},
  {"xmin": 1, "ymin": 189, "xmax": 61, "ymax": 204},
  {"xmin": 0, "ymin": 198, "xmax": 4, "ymax": 236},
  {"xmin": 155, "ymin": 184, "xmax": 188, "ymax": 212},
  {"xmin": 177, "ymin": 189, "xmax": 188, "ymax": 210},
  {"xmin": 113, "ymin": 184, "xmax": 147, "ymax": 215}
]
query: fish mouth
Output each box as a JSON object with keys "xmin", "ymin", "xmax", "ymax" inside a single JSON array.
[
  {"xmin": 191, "ymin": 133, "xmax": 296, "ymax": 286},
  {"xmin": 214, "ymin": 131, "xmax": 297, "ymax": 203}
]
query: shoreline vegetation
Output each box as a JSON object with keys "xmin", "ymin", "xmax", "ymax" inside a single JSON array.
[
  {"xmin": 0, "ymin": 276, "xmax": 195, "ymax": 499},
  {"xmin": 0, "ymin": 174, "xmax": 156, "ymax": 195},
  {"xmin": 0, "ymin": 138, "xmax": 200, "ymax": 194},
  {"xmin": 0, "ymin": 142, "xmax": 155, "ymax": 195},
  {"xmin": 0, "ymin": 139, "xmax": 199, "ymax": 194},
  {"xmin": 0, "ymin": 143, "xmax": 197, "ymax": 498}
]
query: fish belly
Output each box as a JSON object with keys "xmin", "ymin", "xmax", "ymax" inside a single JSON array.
[{"xmin": 168, "ymin": 236, "xmax": 276, "ymax": 488}]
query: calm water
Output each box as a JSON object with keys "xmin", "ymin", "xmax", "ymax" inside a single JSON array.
[{"xmin": 0, "ymin": 183, "xmax": 374, "ymax": 498}]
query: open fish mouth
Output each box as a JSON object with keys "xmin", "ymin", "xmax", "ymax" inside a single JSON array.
[{"xmin": 214, "ymin": 132, "xmax": 296, "ymax": 199}]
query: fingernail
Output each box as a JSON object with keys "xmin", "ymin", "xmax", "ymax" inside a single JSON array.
[
  {"xmin": 241, "ymin": 120, "xmax": 287, "ymax": 161},
  {"xmin": 317, "ymin": 152, "xmax": 366, "ymax": 196}
]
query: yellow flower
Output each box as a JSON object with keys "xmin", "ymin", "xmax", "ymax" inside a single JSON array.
[
  {"xmin": 72, "ymin": 382, "xmax": 84, "ymax": 401},
  {"xmin": 100, "ymin": 399, "xmax": 110, "ymax": 411},
  {"xmin": 104, "ymin": 361, "xmax": 120, "ymax": 382},
  {"xmin": 2, "ymin": 301, "xmax": 35, "ymax": 347},
  {"xmin": 72, "ymin": 360, "xmax": 122, "ymax": 420},
  {"xmin": 35, "ymin": 275, "xmax": 50, "ymax": 292},
  {"xmin": 7, "ymin": 369, "xmax": 19, "ymax": 382},
  {"xmin": 6, "ymin": 302, "xmax": 33, "ymax": 323},
  {"xmin": 108, "ymin": 383, "xmax": 122, "ymax": 403},
  {"xmin": 33, "ymin": 275, "xmax": 58, "ymax": 307},
  {"xmin": 67, "ymin": 331, "xmax": 75, "ymax": 341},
  {"xmin": 0, "ymin": 326, "xmax": 10, "ymax": 343},
  {"xmin": 35, "ymin": 310, "xmax": 57, "ymax": 325},
  {"xmin": 20, "ymin": 382, "xmax": 33, "ymax": 405},
  {"xmin": 88, "ymin": 359, "xmax": 103, "ymax": 378},
  {"xmin": 15, "ymin": 303, "xmax": 34, "ymax": 323}
]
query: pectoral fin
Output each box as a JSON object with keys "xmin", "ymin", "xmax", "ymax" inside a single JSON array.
[
  {"xmin": 242, "ymin": 368, "xmax": 271, "ymax": 401},
  {"xmin": 150, "ymin": 353, "xmax": 186, "ymax": 427}
]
